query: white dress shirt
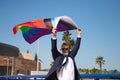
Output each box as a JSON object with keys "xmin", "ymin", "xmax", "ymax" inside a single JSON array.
[{"xmin": 57, "ymin": 57, "xmax": 75, "ymax": 80}]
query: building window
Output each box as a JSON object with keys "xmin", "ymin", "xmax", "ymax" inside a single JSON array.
[
  {"xmin": 16, "ymin": 70, "xmax": 20, "ymax": 74},
  {"xmin": 27, "ymin": 70, "xmax": 30, "ymax": 74},
  {"xmin": 0, "ymin": 66, "xmax": 6, "ymax": 75}
]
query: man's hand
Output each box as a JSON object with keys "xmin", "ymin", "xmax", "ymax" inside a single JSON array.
[
  {"xmin": 52, "ymin": 28, "xmax": 57, "ymax": 38},
  {"xmin": 76, "ymin": 28, "xmax": 82, "ymax": 37}
]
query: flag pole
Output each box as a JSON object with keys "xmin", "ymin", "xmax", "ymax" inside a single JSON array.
[{"xmin": 37, "ymin": 39, "xmax": 40, "ymax": 71}]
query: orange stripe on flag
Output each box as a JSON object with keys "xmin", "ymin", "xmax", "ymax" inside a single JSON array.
[{"xmin": 32, "ymin": 19, "xmax": 46, "ymax": 28}]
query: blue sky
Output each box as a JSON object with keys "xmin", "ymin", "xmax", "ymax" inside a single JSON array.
[{"xmin": 0, "ymin": 0, "xmax": 120, "ymax": 71}]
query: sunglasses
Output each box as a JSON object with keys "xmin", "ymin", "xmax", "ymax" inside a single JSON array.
[{"xmin": 62, "ymin": 48, "xmax": 69, "ymax": 50}]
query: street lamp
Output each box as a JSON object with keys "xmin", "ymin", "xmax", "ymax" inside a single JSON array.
[
  {"xmin": 37, "ymin": 39, "xmax": 40, "ymax": 71},
  {"xmin": 10, "ymin": 57, "xmax": 14, "ymax": 75}
]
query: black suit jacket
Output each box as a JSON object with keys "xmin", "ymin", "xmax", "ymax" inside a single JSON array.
[{"xmin": 45, "ymin": 38, "xmax": 81, "ymax": 80}]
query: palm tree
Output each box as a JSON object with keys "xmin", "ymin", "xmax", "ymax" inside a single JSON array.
[
  {"xmin": 96, "ymin": 56, "xmax": 105, "ymax": 73},
  {"xmin": 34, "ymin": 53, "xmax": 38, "ymax": 62},
  {"xmin": 62, "ymin": 31, "xmax": 75, "ymax": 49}
]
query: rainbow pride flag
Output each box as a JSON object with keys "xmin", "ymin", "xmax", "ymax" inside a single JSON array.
[{"xmin": 13, "ymin": 16, "xmax": 78, "ymax": 44}]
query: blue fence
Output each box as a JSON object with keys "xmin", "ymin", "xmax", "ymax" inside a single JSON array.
[
  {"xmin": 80, "ymin": 74, "xmax": 120, "ymax": 80},
  {"xmin": 0, "ymin": 74, "xmax": 120, "ymax": 80}
]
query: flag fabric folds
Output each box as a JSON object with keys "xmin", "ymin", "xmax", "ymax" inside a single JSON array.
[{"xmin": 13, "ymin": 16, "xmax": 78, "ymax": 44}]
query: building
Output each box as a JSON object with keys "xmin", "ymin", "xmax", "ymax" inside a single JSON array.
[{"xmin": 0, "ymin": 43, "xmax": 41, "ymax": 75}]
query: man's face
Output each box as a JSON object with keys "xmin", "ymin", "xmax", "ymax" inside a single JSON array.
[{"xmin": 61, "ymin": 45, "xmax": 69, "ymax": 55}]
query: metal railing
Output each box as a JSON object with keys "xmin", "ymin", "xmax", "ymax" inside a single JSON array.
[
  {"xmin": 80, "ymin": 74, "xmax": 120, "ymax": 80},
  {"xmin": 0, "ymin": 74, "xmax": 120, "ymax": 80}
]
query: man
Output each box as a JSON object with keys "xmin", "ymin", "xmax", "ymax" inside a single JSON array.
[{"xmin": 45, "ymin": 28, "xmax": 82, "ymax": 80}]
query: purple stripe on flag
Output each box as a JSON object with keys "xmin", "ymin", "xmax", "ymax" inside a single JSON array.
[{"xmin": 25, "ymin": 29, "xmax": 52, "ymax": 44}]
